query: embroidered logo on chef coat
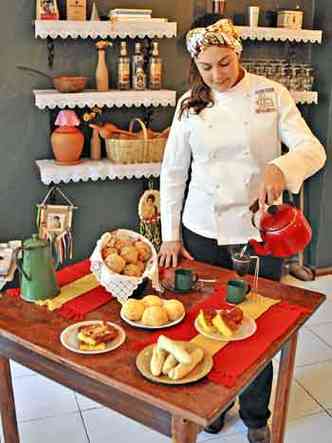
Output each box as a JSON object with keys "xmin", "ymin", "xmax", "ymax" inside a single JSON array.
[{"xmin": 254, "ymin": 88, "xmax": 276, "ymax": 114}]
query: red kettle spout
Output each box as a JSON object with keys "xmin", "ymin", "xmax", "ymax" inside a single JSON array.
[{"xmin": 248, "ymin": 239, "xmax": 271, "ymax": 256}]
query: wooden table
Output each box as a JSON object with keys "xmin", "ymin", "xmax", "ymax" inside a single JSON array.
[{"xmin": 0, "ymin": 260, "xmax": 325, "ymax": 443}]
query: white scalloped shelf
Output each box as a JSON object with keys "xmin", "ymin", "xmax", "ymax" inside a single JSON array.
[
  {"xmin": 236, "ymin": 26, "xmax": 322, "ymax": 44},
  {"xmin": 36, "ymin": 159, "xmax": 161, "ymax": 184},
  {"xmin": 35, "ymin": 20, "xmax": 177, "ymax": 39},
  {"xmin": 33, "ymin": 89, "xmax": 177, "ymax": 109},
  {"xmin": 290, "ymin": 91, "xmax": 318, "ymax": 104}
]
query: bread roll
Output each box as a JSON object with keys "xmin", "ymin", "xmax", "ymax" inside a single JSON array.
[
  {"xmin": 122, "ymin": 299, "xmax": 145, "ymax": 321},
  {"xmin": 163, "ymin": 299, "xmax": 185, "ymax": 321},
  {"xmin": 150, "ymin": 345, "xmax": 168, "ymax": 376},
  {"xmin": 123, "ymin": 263, "xmax": 142, "ymax": 277},
  {"xmin": 157, "ymin": 336, "xmax": 192, "ymax": 364},
  {"xmin": 162, "ymin": 353, "xmax": 178, "ymax": 375},
  {"xmin": 168, "ymin": 348, "xmax": 204, "ymax": 380},
  {"xmin": 141, "ymin": 306, "xmax": 168, "ymax": 326},
  {"xmin": 120, "ymin": 246, "xmax": 139, "ymax": 264},
  {"xmin": 142, "ymin": 295, "xmax": 163, "ymax": 307},
  {"xmin": 105, "ymin": 253, "xmax": 126, "ymax": 274}
]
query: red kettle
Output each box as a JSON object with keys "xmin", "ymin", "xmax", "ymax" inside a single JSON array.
[{"xmin": 248, "ymin": 197, "xmax": 312, "ymax": 258}]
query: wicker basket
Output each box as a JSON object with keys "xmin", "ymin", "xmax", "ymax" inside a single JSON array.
[{"xmin": 106, "ymin": 118, "xmax": 167, "ymax": 164}]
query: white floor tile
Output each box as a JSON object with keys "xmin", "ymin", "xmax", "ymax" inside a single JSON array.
[
  {"xmin": 13, "ymin": 374, "xmax": 78, "ymax": 422},
  {"xmin": 282, "ymin": 275, "xmax": 332, "ymax": 297},
  {"xmin": 295, "ymin": 361, "xmax": 332, "ymax": 410},
  {"xmin": 284, "ymin": 412, "xmax": 332, "ymax": 443},
  {"xmin": 74, "ymin": 392, "xmax": 103, "ymax": 411},
  {"xmin": 82, "ymin": 407, "xmax": 151, "ymax": 443},
  {"xmin": 294, "ymin": 328, "xmax": 332, "ymax": 367},
  {"xmin": 306, "ymin": 300, "xmax": 332, "ymax": 326},
  {"xmin": 270, "ymin": 378, "xmax": 322, "ymax": 422},
  {"xmin": 307, "ymin": 322, "xmax": 332, "ymax": 348},
  {"xmin": 10, "ymin": 360, "xmax": 36, "ymax": 378},
  {"xmin": 18, "ymin": 412, "xmax": 88, "ymax": 443}
]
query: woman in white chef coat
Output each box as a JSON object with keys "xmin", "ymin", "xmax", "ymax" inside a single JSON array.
[{"xmin": 158, "ymin": 13, "xmax": 326, "ymax": 443}]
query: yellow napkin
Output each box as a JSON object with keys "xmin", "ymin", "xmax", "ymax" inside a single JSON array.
[
  {"xmin": 36, "ymin": 273, "xmax": 100, "ymax": 311},
  {"xmin": 191, "ymin": 293, "xmax": 280, "ymax": 356}
]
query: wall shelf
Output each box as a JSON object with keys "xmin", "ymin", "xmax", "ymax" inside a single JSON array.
[
  {"xmin": 33, "ymin": 89, "xmax": 177, "ymax": 110},
  {"xmin": 236, "ymin": 26, "xmax": 322, "ymax": 44},
  {"xmin": 290, "ymin": 91, "xmax": 318, "ymax": 105},
  {"xmin": 35, "ymin": 20, "xmax": 177, "ymax": 39},
  {"xmin": 36, "ymin": 159, "xmax": 161, "ymax": 185}
]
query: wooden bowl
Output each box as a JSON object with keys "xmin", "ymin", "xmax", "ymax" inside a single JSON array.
[{"xmin": 53, "ymin": 76, "xmax": 88, "ymax": 93}]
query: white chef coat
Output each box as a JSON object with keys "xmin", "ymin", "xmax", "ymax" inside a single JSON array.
[{"xmin": 160, "ymin": 71, "xmax": 326, "ymax": 245}]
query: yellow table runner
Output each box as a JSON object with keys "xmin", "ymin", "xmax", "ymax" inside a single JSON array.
[
  {"xmin": 191, "ymin": 293, "xmax": 280, "ymax": 356},
  {"xmin": 36, "ymin": 273, "xmax": 99, "ymax": 311}
]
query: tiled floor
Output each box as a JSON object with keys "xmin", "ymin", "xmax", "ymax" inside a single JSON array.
[{"xmin": 1, "ymin": 274, "xmax": 332, "ymax": 442}]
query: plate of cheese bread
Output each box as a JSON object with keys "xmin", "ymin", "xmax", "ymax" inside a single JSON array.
[
  {"xmin": 60, "ymin": 320, "xmax": 126, "ymax": 354},
  {"xmin": 136, "ymin": 335, "xmax": 213, "ymax": 384},
  {"xmin": 120, "ymin": 295, "xmax": 185, "ymax": 329},
  {"xmin": 195, "ymin": 307, "xmax": 256, "ymax": 341}
]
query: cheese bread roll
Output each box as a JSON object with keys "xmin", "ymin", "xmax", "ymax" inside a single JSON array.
[
  {"xmin": 168, "ymin": 348, "xmax": 204, "ymax": 380},
  {"xmin": 157, "ymin": 336, "xmax": 191, "ymax": 364}
]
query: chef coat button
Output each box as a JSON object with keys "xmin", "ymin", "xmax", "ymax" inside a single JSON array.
[
  {"xmin": 208, "ymin": 124, "xmax": 213, "ymax": 128},
  {"xmin": 244, "ymin": 121, "xmax": 249, "ymax": 126},
  {"xmin": 216, "ymin": 184, "xmax": 221, "ymax": 190}
]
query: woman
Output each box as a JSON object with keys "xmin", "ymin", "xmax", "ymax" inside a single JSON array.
[{"xmin": 158, "ymin": 13, "xmax": 326, "ymax": 443}]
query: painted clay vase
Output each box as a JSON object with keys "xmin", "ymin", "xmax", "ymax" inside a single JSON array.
[{"xmin": 51, "ymin": 110, "xmax": 84, "ymax": 165}]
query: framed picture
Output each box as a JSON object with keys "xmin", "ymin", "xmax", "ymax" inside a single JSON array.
[
  {"xmin": 138, "ymin": 190, "xmax": 160, "ymax": 223},
  {"xmin": 39, "ymin": 205, "xmax": 73, "ymax": 238}
]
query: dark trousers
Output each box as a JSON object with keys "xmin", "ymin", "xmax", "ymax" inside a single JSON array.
[{"xmin": 183, "ymin": 226, "xmax": 283, "ymax": 429}]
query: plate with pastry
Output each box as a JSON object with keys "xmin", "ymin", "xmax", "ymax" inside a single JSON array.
[
  {"xmin": 120, "ymin": 295, "xmax": 185, "ymax": 329},
  {"xmin": 60, "ymin": 320, "xmax": 126, "ymax": 354},
  {"xmin": 194, "ymin": 307, "xmax": 256, "ymax": 341},
  {"xmin": 136, "ymin": 335, "xmax": 213, "ymax": 385}
]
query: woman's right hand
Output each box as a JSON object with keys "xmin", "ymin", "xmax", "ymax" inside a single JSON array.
[{"xmin": 158, "ymin": 241, "xmax": 194, "ymax": 268}]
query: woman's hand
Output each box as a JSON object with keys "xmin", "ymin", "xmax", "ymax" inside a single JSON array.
[
  {"xmin": 158, "ymin": 241, "xmax": 194, "ymax": 268},
  {"xmin": 259, "ymin": 164, "xmax": 286, "ymax": 205}
]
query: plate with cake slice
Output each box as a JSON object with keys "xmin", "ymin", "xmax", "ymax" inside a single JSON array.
[
  {"xmin": 60, "ymin": 320, "xmax": 126, "ymax": 354},
  {"xmin": 194, "ymin": 307, "xmax": 256, "ymax": 341}
]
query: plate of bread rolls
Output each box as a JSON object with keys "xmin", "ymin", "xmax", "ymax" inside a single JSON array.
[
  {"xmin": 136, "ymin": 335, "xmax": 213, "ymax": 384},
  {"xmin": 120, "ymin": 295, "xmax": 185, "ymax": 329}
]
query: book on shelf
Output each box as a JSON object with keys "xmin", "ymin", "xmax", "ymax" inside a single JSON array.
[
  {"xmin": 111, "ymin": 17, "xmax": 168, "ymax": 23},
  {"xmin": 110, "ymin": 8, "xmax": 152, "ymax": 16}
]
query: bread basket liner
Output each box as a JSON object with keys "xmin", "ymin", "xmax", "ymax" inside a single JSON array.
[{"xmin": 90, "ymin": 229, "xmax": 162, "ymax": 305}]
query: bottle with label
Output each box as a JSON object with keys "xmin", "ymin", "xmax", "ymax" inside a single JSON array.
[
  {"xmin": 66, "ymin": 0, "xmax": 86, "ymax": 21},
  {"xmin": 117, "ymin": 41, "xmax": 130, "ymax": 90},
  {"xmin": 148, "ymin": 42, "xmax": 162, "ymax": 90},
  {"xmin": 212, "ymin": 0, "xmax": 225, "ymax": 14},
  {"xmin": 132, "ymin": 42, "xmax": 146, "ymax": 90},
  {"xmin": 36, "ymin": 0, "xmax": 60, "ymax": 20}
]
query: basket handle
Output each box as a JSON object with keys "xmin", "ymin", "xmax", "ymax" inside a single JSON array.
[{"xmin": 129, "ymin": 118, "xmax": 148, "ymax": 141}]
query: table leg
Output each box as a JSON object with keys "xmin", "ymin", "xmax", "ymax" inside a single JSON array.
[
  {"xmin": 171, "ymin": 416, "xmax": 201, "ymax": 443},
  {"xmin": 272, "ymin": 334, "xmax": 298, "ymax": 443},
  {"xmin": 0, "ymin": 356, "xmax": 20, "ymax": 443}
]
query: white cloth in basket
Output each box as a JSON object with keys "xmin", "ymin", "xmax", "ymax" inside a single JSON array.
[{"xmin": 90, "ymin": 229, "xmax": 162, "ymax": 304}]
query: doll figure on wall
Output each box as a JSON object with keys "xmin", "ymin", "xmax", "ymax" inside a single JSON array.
[{"xmin": 138, "ymin": 188, "xmax": 161, "ymax": 252}]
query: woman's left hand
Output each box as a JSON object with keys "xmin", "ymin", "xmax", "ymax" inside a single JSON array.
[{"xmin": 259, "ymin": 164, "xmax": 286, "ymax": 205}]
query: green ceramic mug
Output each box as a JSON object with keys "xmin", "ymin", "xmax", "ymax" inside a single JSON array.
[
  {"xmin": 226, "ymin": 279, "xmax": 251, "ymax": 304},
  {"xmin": 174, "ymin": 269, "xmax": 194, "ymax": 292}
]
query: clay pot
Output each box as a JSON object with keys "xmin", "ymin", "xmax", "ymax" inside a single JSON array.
[{"xmin": 51, "ymin": 126, "xmax": 84, "ymax": 165}]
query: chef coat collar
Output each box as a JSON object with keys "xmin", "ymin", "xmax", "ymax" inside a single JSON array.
[{"xmin": 211, "ymin": 69, "xmax": 249, "ymax": 102}]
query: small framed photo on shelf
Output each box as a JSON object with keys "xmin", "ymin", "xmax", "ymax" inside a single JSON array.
[{"xmin": 39, "ymin": 205, "xmax": 73, "ymax": 237}]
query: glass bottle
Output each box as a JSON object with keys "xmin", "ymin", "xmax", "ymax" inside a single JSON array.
[
  {"xmin": 117, "ymin": 41, "xmax": 130, "ymax": 90},
  {"xmin": 132, "ymin": 42, "xmax": 146, "ymax": 90},
  {"xmin": 148, "ymin": 42, "xmax": 162, "ymax": 90},
  {"xmin": 212, "ymin": 0, "xmax": 225, "ymax": 14}
]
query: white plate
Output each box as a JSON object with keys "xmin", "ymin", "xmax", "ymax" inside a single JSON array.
[
  {"xmin": 194, "ymin": 314, "xmax": 257, "ymax": 342},
  {"xmin": 120, "ymin": 307, "xmax": 185, "ymax": 330},
  {"xmin": 60, "ymin": 320, "xmax": 126, "ymax": 355}
]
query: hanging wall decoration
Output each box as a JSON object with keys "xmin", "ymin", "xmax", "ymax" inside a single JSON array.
[
  {"xmin": 36, "ymin": 187, "xmax": 77, "ymax": 265},
  {"xmin": 138, "ymin": 181, "xmax": 161, "ymax": 251}
]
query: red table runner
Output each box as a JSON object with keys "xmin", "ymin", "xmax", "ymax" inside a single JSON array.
[
  {"xmin": 133, "ymin": 286, "xmax": 309, "ymax": 387},
  {"xmin": 6, "ymin": 259, "xmax": 112, "ymax": 321}
]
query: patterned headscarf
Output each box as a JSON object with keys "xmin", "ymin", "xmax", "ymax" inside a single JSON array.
[{"xmin": 186, "ymin": 19, "xmax": 242, "ymax": 58}]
